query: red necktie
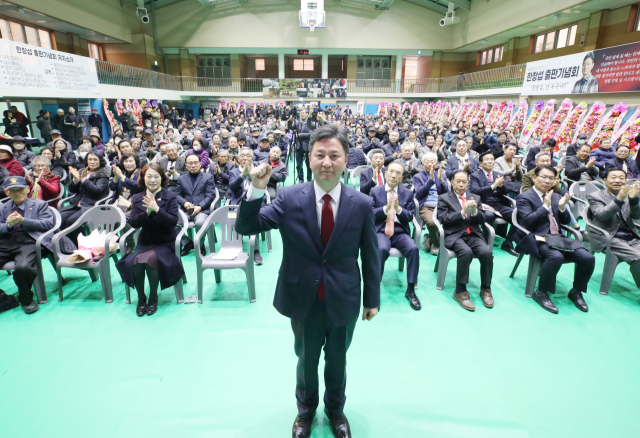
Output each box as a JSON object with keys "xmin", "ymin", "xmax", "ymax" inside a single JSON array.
[
  {"xmin": 460, "ymin": 195, "xmax": 471, "ymax": 234},
  {"xmin": 487, "ymin": 172, "xmax": 493, "ymax": 182},
  {"xmin": 318, "ymin": 194, "xmax": 334, "ymax": 301},
  {"xmin": 377, "ymin": 170, "xmax": 383, "ymax": 186}
]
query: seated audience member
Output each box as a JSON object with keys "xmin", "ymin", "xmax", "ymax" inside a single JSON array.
[
  {"xmin": 110, "ymin": 152, "xmax": 144, "ymax": 217},
  {"xmin": 228, "ymin": 147, "xmax": 264, "ymax": 265},
  {"xmin": 0, "ymin": 145, "xmax": 25, "ymax": 177},
  {"xmin": 437, "ymin": 170, "xmax": 494, "ymax": 311},
  {"xmin": 515, "ymin": 165, "xmax": 595, "ymax": 314},
  {"xmin": 60, "ymin": 151, "xmax": 110, "ymax": 237},
  {"xmin": 46, "ymin": 129, "xmax": 71, "ymax": 150},
  {"xmin": 471, "ymin": 128, "xmax": 490, "ymax": 155},
  {"xmin": 359, "ymin": 149, "xmax": 386, "ymax": 195},
  {"xmin": 264, "ymin": 146, "xmax": 287, "ymax": 201},
  {"xmin": 445, "ymin": 139, "xmax": 478, "ymax": 181},
  {"xmin": 590, "ymin": 138, "xmax": 615, "ymax": 176},
  {"xmin": 362, "ymin": 126, "xmax": 382, "ymax": 153},
  {"xmin": 210, "ymin": 149, "xmax": 234, "ymax": 208},
  {"xmin": 50, "ymin": 139, "xmax": 76, "ymax": 177},
  {"xmin": 188, "ymin": 138, "xmax": 210, "ymax": 172},
  {"xmin": 381, "ymin": 130, "xmax": 402, "ymax": 165},
  {"xmin": 402, "ymin": 130, "xmax": 421, "ymax": 153},
  {"xmin": 488, "ymin": 131, "xmax": 509, "ymax": 158},
  {"xmin": 565, "ymin": 143, "xmax": 599, "ymax": 182},
  {"xmin": 566, "ymin": 133, "xmax": 588, "ymax": 157},
  {"xmin": 253, "ymin": 137, "xmax": 271, "ymax": 163},
  {"xmin": 470, "ymin": 152, "xmax": 518, "ymax": 256},
  {"xmin": 150, "ymin": 139, "xmax": 169, "ymax": 164},
  {"xmin": 522, "ymin": 152, "xmax": 562, "ymax": 193},
  {"xmin": 370, "ymin": 162, "xmax": 421, "ymax": 311},
  {"xmin": 130, "ymin": 139, "xmax": 150, "ymax": 167},
  {"xmin": 116, "ymin": 163, "xmax": 185, "ymax": 317},
  {"xmin": 347, "ymin": 143, "xmax": 366, "ymax": 170},
  {"xmin": 493, "ymin": 142, "xmax": 523, "ymax": 194},
  {"xmin": 604, "ymin": 144, "xmax": 639, "ymax": 179},
  {"xmin": 0, "ymin": 176, "xmax": 55, "ymax": 314},
  {"xmin": 416, "ymin": 134, "xmax": 447, "ymax": 162},
  {"xmin": 414, "ymin": 152, "xmax": 449, "ymax": 255},
  {"xmin": 175, "ymin": 154, "xmax": 216, "ymax": 255},
  {"xmin": 11, "ymin": 136, "xmax": 35, "ymax": 170},
  {"xmin": 394, "ymin": 144, "xmax": 422, "ymax": 189},
  {"xmin": 71, "ymin": 142, "xmax": 92, "ymax": 171},
  {"xmin": 525, "ymin": 139, "xmax": 557, "ymax": 170},
  {"xmin": 158, "ymin": 143, "xmax": 186, "ymax": 191},
  {"xmin": 25, "ymin": 156, "xmax": 61, "ymax": 207},
  {"xmin": 89, "ymin": 131, "xmax": 105, "ymax": 155},
  {"xmin": 587, "ymin": 169, "xmax": 640, "ymax": 295}
]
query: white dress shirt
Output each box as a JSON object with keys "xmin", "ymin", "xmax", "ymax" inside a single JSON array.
[
  {"xmin": 382, "ymin": 183, "xmax": 401, "ymax": 223},
  {"xmin": 250, "ymin": 181, "xmax": 340, "ymax": 228}
]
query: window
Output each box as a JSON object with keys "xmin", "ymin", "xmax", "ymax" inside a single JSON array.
[
  {"xmin": 533, "ymin": 24, "xmax": 578, "ymax": 53},
  {"xmin": 0, "ymin": 18, "xmax": 54, "ymax": 49},
  {"xmin": 478, "ymin": 45, "xmax": 504, "ymax": 66},
  {"xmin": 293, "ymin": 59, "xmax": 314, "ymax": 71},
  {"xmin": 88, "ymin": 42, "xmax": 101, "ymax": 60},
  {"xmin": 255, "ymin": 58, "xmax": 265, "ymax": 71},
  {"xmin": 404, "ymin": 58, "xmax": 418, "ymax": 81}
]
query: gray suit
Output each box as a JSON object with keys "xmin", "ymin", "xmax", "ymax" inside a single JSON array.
[
  {"xmin": 587, "ymin": 189, "xmax": 640, "ymax": 286},
  {"xmin": 158, "ymin": 156, "xmax": 187, "ymax": 190}
]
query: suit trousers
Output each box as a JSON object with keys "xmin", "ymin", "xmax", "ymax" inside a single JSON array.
[
  {"xmin": 0, "ymin": 232, "xmax": 37, "ymax": 306},
  {"xmin": 377, "ymin": 232, "xmax": 419, "ymax": 284},
  {"xmin": 291, "ymin": 298, "xmax": 357, "ymax": 419},
  {"xmin": 537, "ymin": 243, "xmax": 595, "ymax": 294},
  {"xmin": 448, "ymin": 233, "xmax": 493, "ymax": 291},
  {"xmin": 295, "ymin": 149, "xmax": 312, "ymax": 182},
  {"xmin": 419, "ymin": 205, "xmax": 440, "ymax": 247},
  {"xmin": 609, "ymin": 237, "xmax": 640, "ymax": 288}
]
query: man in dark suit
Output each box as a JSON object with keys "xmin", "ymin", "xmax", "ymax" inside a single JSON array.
[
  {"xmin": 445, "ymin": 139, "xmax": 478, "ymax": 180},
  {"xmin": 263, "ymin": 146, "xmax": 288, "ymax": 201},
  {"xmin": 604, "ymin": 144, "xmax": 640, "ymax": 179},
  {"xmin": 381, "ymin": 130, "xmax": 402, "ymax": 166},
  {"xmin": 175, "ymin": 154, "xmax": 217, "ymax": 254},
  {"xmin": 210, "ymin": 149, "xmax": 235, "ymax": 209},
  {"xmin": 158, "ymin": 143, "xmax": 186, "ymax": 191},
  {"xmin": 515, "ymin": 165, "xmax": 595, "ymax": 314},
  {"xmin": 359, "ymin": 149, "xmax": 386, "ymax": 196},
  {"xmin": 253, "ymin": 137, "xmax": 272, "ymax": 163},
  {"xmin": 437, "ymin": 170, "xmax": 494, "ymax": 311},
  {"xmin": 469, "ymin": 152, "xmax": 518, "ymax": 256},
  {"xmin": 0, "ymin": 177, "xmax": 55, "ymax": 314},
  {"xmin": 587, "ymin": 168, "xmax": 640, "ymax": 293},
  {"xmin": 362, "ymin": 127, "xmax": 381, "ymax": 154},
  {"xmin": 370, "ymin": 162, "xmax": 421, "ymax": 310},
  {"xmin": 236, "ymin": 124, "xmax": 380, "ymax": 438},
  {"xmin": 288, "ymin": 109, "xmax": 314, "ymax": 183}
]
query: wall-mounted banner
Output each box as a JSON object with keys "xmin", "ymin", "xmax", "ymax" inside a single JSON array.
[
  {"xmin": 0, "ymin": 39, "xmax": 100, "ymax": 93},
  {"xmin": 522, "ymin": 41, "xmax": 640, "ymax": 95},
  {"xmin": 262, "ymin": 79, "xmax": 280, "ymax": 98},
  {"xmin": 278, "ymin": 79, "xmax": 347, "ymax": 98}
]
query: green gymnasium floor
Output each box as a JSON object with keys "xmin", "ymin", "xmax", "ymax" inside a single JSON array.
[{"xmin": 2, "ymin": 167, "xmax": 640, "ymax": 438}]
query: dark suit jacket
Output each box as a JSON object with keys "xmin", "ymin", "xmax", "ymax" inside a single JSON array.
[
  {"xmin": 469, "ymin": 169, "xmax": 509, "ymax": 207},
  {"xmin": 436, "ymin": 190, "xmax": 487, "ymax": 248},
  {"xmin": 174, "ymin": 171, "xmax": 216, "ymax": 214},
  {"xmin": 228, "ymin": 167, "xmax": 249, "ymax": 205},
  {"xmin": 362, "ymin": 137, "xmax": 381, "ymax": 154},
  {"xmin": 604, "ymin": 157, "xmax": 640, "ymax": 178},
  {"xmin": 564, "ymin": 156, "xmax": 599, "ymax": 181},
  {"xmin": 209, "ymin": 161, "xmax": 235, "ymax": 195},
  {"xmin": 359, "ymin": 166, "xmax": 386, "ymax": 196},
  {"xmin": 0, "ymin": 198, "xmax": 55, "ymax": 251},
  {"xmin": 381, "ymin": 142, "xmax": 402, "ymax": 165},
  {"xmin": 370, "ymin": 184, "xmax": 415, "ymax": 236},
  {"xmin": 235, "ymin": 182, "xmax": 380, "ymax": 326},
  {"xmin": 445, "ymin": 155, "xmax": 479, "ymax": 181},
  {"xmin": 63, "ymin": 166, "xmax": 110, "ymax": 210},
  {"xmin": 514, "ymin": 188, "xmax": 571, "ymax": 255}
]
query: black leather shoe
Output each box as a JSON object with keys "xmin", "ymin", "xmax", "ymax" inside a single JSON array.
[
  {"xmin": 136, "ymin": 300, "xmax": 147, "ymax": 317},
  {"xmin": 180, "ymin": 241, "xmax": 194, "ymax": 257},
  {"xmin": 532, "ymin": 290, "xmax": 558, "ymax": 314},
  {"xmin": 292, "ymin": 415, "xmax": 313, "ymax": 438},
  {"xmin": 254, "ymin": 250, "xmax": 263, "ymax": 265},
  {"xmin": 20, "ymin": 300, "xmax": 39, "ymax": 315},
  {"xmin": 568, "ymin": 288, "xmax": 588, "ymax": 312},
  {"xmin": 324, "ymin": 409, "xmax": 352, "ymax": 438},
  {"xmin": 501, "ymin": 241, "xmax": 519, "ymax": 257},
  {"xmin": 146, "ymin": 298, "xmax": 158, "ymax": 316},
  {"xmin": 405, "ymin": 290, "xmax": 421, "ymax": 310}
]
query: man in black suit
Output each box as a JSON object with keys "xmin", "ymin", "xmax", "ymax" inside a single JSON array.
[
  {"xmin": 381, "ymin": 130, "xmax": 402, "ymax": 166},
  {"xmin": 437, "ymin": 170, "xmax": 494, "ymax": 311},
  {"xmin": 236, "ymin": 124, "xmax": 380, "ymax": 438},
  {"xmin": 359, "ymin": 149, "xmax": 386, "ymax": 196},
  {"xmin": 469, "ymin": 152, "xmax": 518, "ymax": 256},
  {"xmin": 515, "ymin": 165, "xmax": 595, "ymax": 314},
  {"xmin": 288, "ymin": 109, "xmax": 314, "ymax": 183},
  {"xmin": 362, "ymin": 127, "xmax": 381, "ymax": 154},
  {"xmin": 210, "ymin": 149, "xmax": 235, "ymax": 209},
  {"xmin": 370, "ymin": 162, "xmax": 421, "ymax": 310}
]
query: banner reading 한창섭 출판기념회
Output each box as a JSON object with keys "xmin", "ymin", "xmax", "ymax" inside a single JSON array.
[{"xmin": 522, "ymin": 41, "xmax": 640, "ymax": 95}]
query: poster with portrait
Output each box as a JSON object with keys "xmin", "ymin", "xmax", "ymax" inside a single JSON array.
[{"xmin": 522, "ymin": 41, "xmax": 640, "ymax": 95}]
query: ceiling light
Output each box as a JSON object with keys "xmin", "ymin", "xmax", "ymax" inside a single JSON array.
[
  {"xmin": 552, "ymin": 14, "xmax": 560, "ymax": 20},
  {"xmin": 418, "ymin": 50, "xmax": 421, "ymax": 54}
]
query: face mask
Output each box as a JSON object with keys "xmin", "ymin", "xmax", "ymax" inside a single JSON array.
[
  {"xmin": 80, "ymin": 151, "xmax": 88, "ymax": 159},
  {"xmin": 577, "ymin": 139, "xmax": 586, "ymax": 145},
  {"xmin": 13, "ymin": 143, "xmax": 24, "ymax": 151},
  {"xmin": 193, "ymin": 145, "xmax": 201, "ymax": 151}
]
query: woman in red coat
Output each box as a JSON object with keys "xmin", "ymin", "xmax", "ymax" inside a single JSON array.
[
  {"xmin": 0, "ymin": 145, "xmax": 25, "ymax": 176},
  {"xmin": 25, "ymin": 155, "xmax": 61, "ymax": 208}
]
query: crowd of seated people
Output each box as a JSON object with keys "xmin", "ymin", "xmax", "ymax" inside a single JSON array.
[{"xmin": 3, "ymin": 103, "xmax": 640, "ymax": 320}]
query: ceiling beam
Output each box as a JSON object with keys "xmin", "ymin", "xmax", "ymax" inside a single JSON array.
[
  {"xmin": 447, "ymin": 0, "xmax": 470, "ymax": 11},
  {"xmin": 403, "ymin": 0, "xmax": 448, "ymax": 15},
  {"xmin": 375, "ymin": 0, "xmax": 395, "ymax": 10}
]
